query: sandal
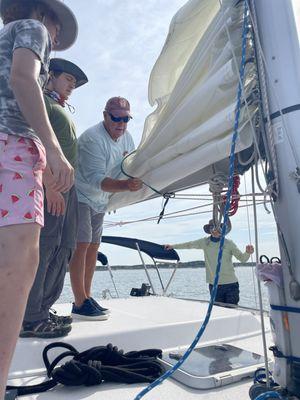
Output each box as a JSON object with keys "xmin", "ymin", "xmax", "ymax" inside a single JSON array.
[{"xmin": 20, "ymin": 319, "xmax": 71, "ymax": 339}]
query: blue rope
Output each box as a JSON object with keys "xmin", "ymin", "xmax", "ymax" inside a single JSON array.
[
  {"xmin": 255, "ymin": 392, "xmax": 283, "ymax": 400},
  {"xmin": 133, "ymin": 1, "xmax": 249, "ymax": 399}
]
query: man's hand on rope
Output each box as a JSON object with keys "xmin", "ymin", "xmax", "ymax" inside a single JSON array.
[{"xmin": 126, "ymin": 178, "xmax": 143, "ymax": 192}]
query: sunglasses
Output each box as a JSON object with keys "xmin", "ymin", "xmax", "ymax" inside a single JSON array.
[{"xmin": 108, "ymin": 113, "xmax": 131, "ymax": 123}]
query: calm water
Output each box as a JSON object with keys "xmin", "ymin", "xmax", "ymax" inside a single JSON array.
[{"xmin": 59, "ymin": 266, "xmax": 270, "ymax": 310}]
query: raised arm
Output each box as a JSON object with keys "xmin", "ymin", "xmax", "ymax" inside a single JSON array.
[
  {"xmin": 231, "ymin": 241, "xmax": 254, "ymax": 263},
  {"xmin": 166, "ymin": 238, "xmax": 206, "ymax": 250}
]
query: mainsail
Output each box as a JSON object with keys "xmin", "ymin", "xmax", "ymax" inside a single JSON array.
[{"xmin": 108, "ymin": 0, "xmax": 257, "ymax": 211}]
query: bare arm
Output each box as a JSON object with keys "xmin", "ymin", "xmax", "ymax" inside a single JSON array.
[
  {"xmin": 43, "ymin": 166, "xmax": 65, "ymax": 216},
  {"xmin": 101, "ymin": 177, "xmax": 143, "ymax": 193},
  {"xmin": 10, "ymin": 48, "xmax": 74, "ymax": 192}
]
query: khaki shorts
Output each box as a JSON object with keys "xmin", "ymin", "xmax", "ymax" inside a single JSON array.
[{"xmin": 77, "ymin": 202, "xmax": 104, "ymax": 244}]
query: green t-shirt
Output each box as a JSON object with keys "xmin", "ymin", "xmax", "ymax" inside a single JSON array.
[
  {"xmin": 174, "ymin": 237, "xmax": 250, "ymax": 285},
  {"xmin": 44, "ymin": 94, "xmax": 77, "ymax": 168}
]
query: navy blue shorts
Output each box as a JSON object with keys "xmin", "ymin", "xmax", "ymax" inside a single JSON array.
[{"xmin": 209, "ymin": 282, "xmax": 240, "ymax": 305}]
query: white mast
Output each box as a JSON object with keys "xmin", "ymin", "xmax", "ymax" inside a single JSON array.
[{"xmin": 253, "ymin": 0, "xmax": 300, "ymax": 395}]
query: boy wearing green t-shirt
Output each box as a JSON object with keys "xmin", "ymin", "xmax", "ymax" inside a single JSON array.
[{"xmin": 21, "ymin": 58, "xmax": 88, "ymax": 338}]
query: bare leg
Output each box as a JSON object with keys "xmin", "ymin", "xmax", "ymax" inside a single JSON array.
[
  {"xmin": 84, "ymin": 243, "xmax": 100, "ymax": 298},
  {"xmin": 0, "ymin": 223, "xmax": 40, "ymax": 400},
  {"xmin": 69, "ymin": 242, "xmax": 89, "ymax": 306}
]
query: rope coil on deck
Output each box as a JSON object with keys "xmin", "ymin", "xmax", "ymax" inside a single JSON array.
[{"xmin": 6, "ymin": 343, "xmax": 164, "ymax": 396}]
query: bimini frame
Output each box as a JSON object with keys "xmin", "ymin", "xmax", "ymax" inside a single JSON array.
[{"xmin": 97, "ymin": 236, "xmax": 180, "ymax": 297}]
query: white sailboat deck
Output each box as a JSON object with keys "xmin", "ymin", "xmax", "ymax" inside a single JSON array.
[{"xmin": 8, "ymin": 296, "xmax": 272, "ymax": 399}]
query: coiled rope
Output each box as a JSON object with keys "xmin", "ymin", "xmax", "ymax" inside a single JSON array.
[{"xmin": 6, "ymin": 342, "xmax": 163, "ymax": 396}]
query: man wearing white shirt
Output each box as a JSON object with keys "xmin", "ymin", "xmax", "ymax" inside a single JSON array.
[{"xmin": 70, "ymin": 97, "xmax": 143, "ymax": 320}]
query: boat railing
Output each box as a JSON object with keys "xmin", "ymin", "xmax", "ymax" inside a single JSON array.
[{"xmin": 98, "ymin": 235, "xmax": 180, "ymax": 297}]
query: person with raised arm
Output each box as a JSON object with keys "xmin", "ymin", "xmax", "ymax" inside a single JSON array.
[{"xmin": 165, "ymin": 220, "xmax": 254, "ymax": 305}]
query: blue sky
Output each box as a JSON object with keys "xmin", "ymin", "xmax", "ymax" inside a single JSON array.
[{"xmin": 1, "ymin": 0, "xmax": 284, "ymax": 265}]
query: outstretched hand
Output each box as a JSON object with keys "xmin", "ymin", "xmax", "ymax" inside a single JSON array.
[
  {"xmin": 246, "ymin": 245, "xmax": 254, "ymax": 254},
  {"xmin": 164, "ymin": 244, "xmax": 173, "ymax": 250}
]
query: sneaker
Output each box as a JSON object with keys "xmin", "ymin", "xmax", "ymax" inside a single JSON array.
[
  {"xmin": 89, "ymin": 297, "xmax": 110, "ymax": 314},
  {"xmin": 71, "ymin": 298, "xmax": 109, "ymax": 321},
  {"xmin": 49, "ymin": 310, "xmax": 73, "ymax": 326},
  {"xmin": 20, "ymin": 319, "xmax": 72, "ymax": 339}
]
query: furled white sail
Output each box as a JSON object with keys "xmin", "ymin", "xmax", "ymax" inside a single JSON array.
[{"xmin": 108, "ymin": 0, "xmax": 257, "ymax": 211}]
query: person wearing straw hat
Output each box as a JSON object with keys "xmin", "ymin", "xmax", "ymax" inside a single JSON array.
[
  {"xmin": 165, "ymin": 220, "xmax": 254, "ymax": 305},
  {"xmin": 0, "ymin": 0, "xmax": 77, "ymax": 397},
  {"xmin": 21, "ymin": 58, "xmax": 88, "ymax": 339}
]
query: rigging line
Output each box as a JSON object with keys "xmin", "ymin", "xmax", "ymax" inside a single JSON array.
[
  {"xmin": 248, "ymin": 0, "xmax": 279, "ymax": 196},
  {"xmin": 161, "ymin": 200, "xmax": 268, "ymax": 218},
  {"xmin": 223, "ymin": 1, "xmax": 269, "ymax": 194},
  {"xmin": 255, "ymin": 157, "xmax": 268, "ymax": 194},
  {"xmin": 250, "ymin": 1, "xmax": 279, "ymax": 195},
  {"xmin": 251, "ymin": 164, "xmax": 271, "ymax": 388},
  {"xmin": 170, "ymin": 196, "xmax": 266, "ymax": 203},
  {"xmin": 120, "ymin": 150, "xmax": 174, "ymax": 199},
  {"xmin": 215, "ymin": 2, "xmax": 273, "ymax": 222},
  {"xmin": 105, "ymin": 199, "xmax": 269, "ymax": 227},
  {"xmin": 255, "ymin": 159, "xmax": 272, "ymax": 214},
  {"xmin": 173, "ymin": 192, "xmax": 266, "ymax": 198},
  {"xmin": 103, "ymin": 201, "xmax": 270, "ymax": 229},
  {"xmin": 248, "ymin": 0, "xmax": 300, "ymax": 168},
  {"xmin": 104, "ymin": 197, "xmax": 268, "ymax": 227},
  {"xmin": 224, "ymin": 0, "xmax": 276, "ymax": 205},
  {"xmin": 243, "ymin": 174, "xmax": 258, "ymax": 309},
  {"xmin": 134, "ymin": 3, "xmax": 250, "ymax": 398}
]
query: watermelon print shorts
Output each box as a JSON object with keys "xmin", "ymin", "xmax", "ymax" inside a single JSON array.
[{"xmin": 0, "ymin": 132, "xmax": 46, "ymax": 228}]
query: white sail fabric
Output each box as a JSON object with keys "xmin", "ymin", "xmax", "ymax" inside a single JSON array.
[{"xmin": 108, "ymin": 0, "xmax": 257, "ymax": 211}]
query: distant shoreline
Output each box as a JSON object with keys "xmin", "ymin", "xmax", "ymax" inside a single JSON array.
[{"xmin": 95, "ymin": 261, "xmax": 256, "ymax": 271}]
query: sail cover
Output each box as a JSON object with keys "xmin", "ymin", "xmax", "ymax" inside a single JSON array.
[{"xmin": 108, "ymin": 0, "xmax": 257, "ymax": 211}]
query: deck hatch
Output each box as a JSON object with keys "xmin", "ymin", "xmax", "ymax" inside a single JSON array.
[{"xmin": 161, "ymin": 344, "xmax": 265, "ymax": 389}]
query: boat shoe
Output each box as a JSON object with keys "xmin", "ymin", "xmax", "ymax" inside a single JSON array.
[
  {"xmin": 71, "ymin": 298, "xmax": 109, "ymax": 321},
  {"xmin": 89, "ymin": 297, "xmax": 110, "ymax": 314},
  {"xmin": 20, "ymin": 319, "xmax": 72, "ymax": 339}
]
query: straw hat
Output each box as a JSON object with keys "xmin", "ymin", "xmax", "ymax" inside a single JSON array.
[{"xmin": 203, "ymin": 219, "xmax": 232, "ymax": 235}]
